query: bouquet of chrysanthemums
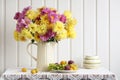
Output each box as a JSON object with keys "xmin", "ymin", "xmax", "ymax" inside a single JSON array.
[{"xmin": 14, "ymin": 6, "xmax": 77, "ymax": 43}]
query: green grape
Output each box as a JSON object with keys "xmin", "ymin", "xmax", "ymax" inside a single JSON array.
[
  {"xmin": 48, "ymin": 63, "xmax": 56, "ymax": 70},
  {"xmin": 48, "ymin": 63, "xmax": 66, "ymax": 70}
]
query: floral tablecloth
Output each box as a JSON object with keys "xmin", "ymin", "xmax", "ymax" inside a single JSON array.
[{"xmin": 1, "ymin": 68, "xmax": 117, "ymax": 80}]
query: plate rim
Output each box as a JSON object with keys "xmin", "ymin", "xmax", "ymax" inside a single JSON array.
[{"xmin": 50, "ymin": 70, "xmax": 77, "ymax": 73}]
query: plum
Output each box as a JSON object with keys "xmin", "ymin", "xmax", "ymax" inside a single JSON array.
[
  {"xmin": 64, "ymin": 65, "xmax": 71, "ymax": 70},
  {"xmin": 68, "ymin": 60, "xmax": 74, "ymax": 64}
]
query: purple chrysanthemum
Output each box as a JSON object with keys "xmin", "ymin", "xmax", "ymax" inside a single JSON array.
[
  {"xmin": 14, "ymin": 6, "xmax": 32, "ymax": 24},
  {"xmin": 14, "ymin": 12, "xmax": 24, "ymax": 22},
  {"xmin": 14, "ymin": 12, "xmax": 22, "ymax": 20},
  {"xmin": 48, "ymin": 12, "xmax": 58, "ymax": 23},
  {"xmin": 16, "ymin": 23, "xmax": 24, "ymax": 32},
  {"xmin": 41, "ymin": 8, "xmax": 51, "ymax": 15},
  {"xmin": 24, "ymin": 17, "xmax": 31, "ymax": 27},
  {"xmin": 40, "ymin": 29, "xmax": 56, "ymax": 41},
  {"xmin": 22, "ymin": 6, "xmax": 32, "ymax": 15},
  {"xmin": 14, "ymin": 6, "xmax": 32, "ymax": 32},
  {"xmin": 47, "ymin": 29, "xmax": 56, "ymax": 38},
  {"xmin": 16, "ymin": 18, "xmax": 31, "ymax": 32},
  {"xmin": 59, "ymin": 15, "xmax": 66, "ymax": 23}
]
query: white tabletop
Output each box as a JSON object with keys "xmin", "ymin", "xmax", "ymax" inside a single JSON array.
[{"xmin": 1, "ymin": 67, "xmax": 117, "ymax": 80}]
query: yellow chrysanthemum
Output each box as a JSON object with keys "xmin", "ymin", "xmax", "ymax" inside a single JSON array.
[
  {"xmin": 36, "ymin": 24, "xmax": 47, "ymax": 35},
  {"xmin": 26, "ymin": 10, "xmax": 39, "ymax": 20},
  {"xmin": 68, "ymin": 18, "xmax": 77, "ymax": 26},
  {"xmin": 55, "ymin": 30, "xmax": 67, "ymax": 40},
  {"xmin": 65, "ymin": 25, "xmax": 74, "ymax": 31},
  {"xmin": 53, "ymin": 21, "xmax": 65, "ymax": 33},
  {"xmin": 40, "ymin": 19, "xmax": 49, "ymax": 25},
  {"xmin": 64, "ymin": 11, "xmax": 72, "ymax": 19},
  {"xmin": 41, "ymin": 14, "xmax": 48, "ymax": 20},
  {"xmin": 65, "ymin": 18, "xmax": 77, "ymax": 30},
  {"xmin": 28, "ymin": 23, "xmax": 37, "ymax": 33},
  {"xmin": 14, "ymin": 30, "xmax": 27, "ymax": 41},
  {"xmin": 14, "ymin": 30, "xmax": 20, "ymax": 41},
  {"xmin": 21, "ymin": 28, "xmax": 33, "ymax": 39},
  {"xmin": 67, "ymin": 29, "xmax": 76, "ymax": 38}
]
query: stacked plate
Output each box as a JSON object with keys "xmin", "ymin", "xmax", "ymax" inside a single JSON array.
[{"xmin": 83, "ymin": 56, "xmax": 101, "ymax": 69}]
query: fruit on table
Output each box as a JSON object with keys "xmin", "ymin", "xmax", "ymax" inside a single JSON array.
[
  {"xmin": 21, "ymin": 68, "xmax": 27, "ymax": 72},
  {"xmin": 64, "ymin": 65, "xmax": 71, "ymax": 70},
  {"xmin": 31, "ymin": 68, "xmax": 39, "ymax": 74},
  {"xmin": 48, "ymin": 63, "xmax": 64, "ymax": 70},
  {"xmin": 21, "ymin": 68, "xmax": 39, "ymax": 74},
  {"xmin": 34, "ymin": 68, "xmax": 39, "ymax": 73},
  {"xmin": 70, "ymin": 64, "xmax": 78, "ymax": 70},
  {"xmin": 48, "ymin": 60, "xmax": 78, "ymax": 71},
  {"xmin": 31, "ymin": 69, "xmax": 36, "ymax": 74},
  {"xmin": 60, "ymin": 61, "xmax": 67, "ymax": 65},
  {"xmin": 68, "ymin": 60, "xmax": 74, "ymax": 64}
]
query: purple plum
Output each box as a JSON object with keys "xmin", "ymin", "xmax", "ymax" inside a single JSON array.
[
  {"xmin": 68, "ymin": 60, "xmax": 74, "ymax": 64},
  {"xmin": 64, "ymin": 65, "xmax": 71, "ymax": 70}
]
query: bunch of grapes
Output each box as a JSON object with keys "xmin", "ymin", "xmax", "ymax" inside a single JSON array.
[{"xmin": 48, "ymin": 63, "xmax": 64, "ymax": 70}]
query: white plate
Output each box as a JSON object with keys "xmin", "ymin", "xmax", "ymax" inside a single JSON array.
[{"xmin": 50, "ymin": 70, "xmax": 77, "ymax": 73}]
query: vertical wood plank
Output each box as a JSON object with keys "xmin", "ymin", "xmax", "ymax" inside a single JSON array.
[
  {"xmin": 84, "ymin": 0, "xmax": 96, "ymax": 56},
  {"xmin": 45, "ymin": 0, "xmax": 57, "ymax": 8},
  {"xmin": 0, "ymin": 0, "xmax": 5, "ymax": 75},
  {"xmin": 32, "ymin": 0, "xmax": 44, "ymax": 9},
  {"xmin": 31, "ymin": 0, "xmax": 44, "ymax": 67},
  {"xmin": 5, "ymin": 0, "xmax": 17, "ymax": 68},
  {"xmin": 110, "ymin": 0, "xmax": 120, "ymax": 78},
  {"xmin": 97, "ymin": 0, "xmax": 109, "ymax": 69},
  {"xmin": 0, "ymin": 0, "xmax": 2, "ymax": 74},
  {"xmin": 58, "ymin": 0, "xmax": 70, "ymax": 62},
  {"xmin": 18, "ymin": 0, "xmax": 31, "ymax": 67},
  {"xmin": 71, "ymin": 0, "xmax": 83, "ymax": 67},
  {"xmin": 45, "ymin": 0, "xmax": 58, "ymax": 62}
]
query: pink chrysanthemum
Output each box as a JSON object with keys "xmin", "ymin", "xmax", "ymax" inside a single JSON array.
[
  {"xmin": 59, "ymin": 15, "xmax": 66, "ymax": 23},
  {"xmin": 40, "ymin": 29, "xmax": 56, "ymax": 41},
  {"xmin": 48, "ymin": 12, "xmax": 58, "ymax": 23}
]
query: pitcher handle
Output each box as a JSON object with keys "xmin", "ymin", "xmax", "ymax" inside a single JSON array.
[{"xmin": 27, "ymin": 42, "xmax": 38, "ymax": 61}]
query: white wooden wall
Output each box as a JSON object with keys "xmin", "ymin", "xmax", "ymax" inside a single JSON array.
[{"xmin": 0, "ymin": 0, "xmax": 120, "ymax": 79}]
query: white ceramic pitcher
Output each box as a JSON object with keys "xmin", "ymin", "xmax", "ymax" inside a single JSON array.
[{"xmin": 27, "ymin": 42, "xmax": 56, "ymax": 71}]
